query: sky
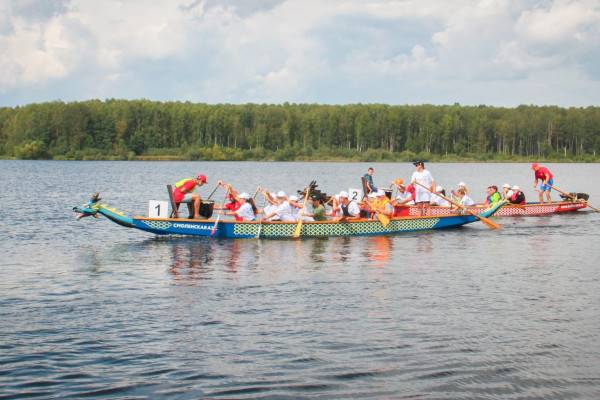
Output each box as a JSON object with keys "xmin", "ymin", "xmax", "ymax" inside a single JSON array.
[{"xmin": 1, "ymin": 0, "xmax": 599, "ymax": 107}]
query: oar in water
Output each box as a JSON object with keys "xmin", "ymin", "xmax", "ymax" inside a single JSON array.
[
  {"xmin": 293, "ymin": 186, "xmax": 311, "ymax": 238},
  {"xmin": 255, "ymin": 189, "xmax": 270, "ymax": 239},
  {"xmin": 549, "ymin": 185, "xmax": 600, "ymax": 212},
  {"xmin": 414, "ymin": 182, "xmax": 501, "ymax": 229}
]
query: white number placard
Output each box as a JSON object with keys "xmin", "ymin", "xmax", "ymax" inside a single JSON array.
[
  {"xmin": 148, "ymin": 200, "xmax": 169, "ymax": 218},
  {"xmin": 348, "ymin": 188, "xmax": 363, "ymax": 202}
]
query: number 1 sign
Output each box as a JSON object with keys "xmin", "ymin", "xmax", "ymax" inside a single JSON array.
[{"xmin": 148, "ymin": 200, "xmax": 169, "ymax": 218}]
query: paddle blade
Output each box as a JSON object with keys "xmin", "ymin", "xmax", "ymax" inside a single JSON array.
[
  {"xmin": 478, "ymin": 215, "xmax": 501, "ymax": 229},
  {"xmin": 210, "ymin": 215, "xmax": 220, "ymax": 236},
  {"xmin": 293, "ymin": 220, "xmax": 303, "ymax": 238},
  {"xmin": 377, "ymin": 213, "xmax": 391, "ymax": 227}
]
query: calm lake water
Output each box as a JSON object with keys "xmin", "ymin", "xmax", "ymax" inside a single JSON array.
[{"xmin": 1, "ymin": 160, "xmax": 600, "ymax": 399}]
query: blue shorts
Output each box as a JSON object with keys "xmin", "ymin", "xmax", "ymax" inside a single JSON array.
[{"xmin": 540, "ymin": 179, "xmax": 554, "ymax": 191}]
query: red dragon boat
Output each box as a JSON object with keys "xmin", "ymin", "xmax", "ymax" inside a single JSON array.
[{"xmin": 394, "ymin": 200, "xmax": 588, "ymax": 217}]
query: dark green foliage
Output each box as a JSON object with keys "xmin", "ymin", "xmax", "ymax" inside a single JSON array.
[{"xmin": 0, "ymin": 100, "xmax": 598, "ymax": 161}]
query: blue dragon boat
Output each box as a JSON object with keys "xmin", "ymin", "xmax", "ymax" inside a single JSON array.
[{"xmin": 74, "ymin": 194, "xmax": 505, "ymax": 239}]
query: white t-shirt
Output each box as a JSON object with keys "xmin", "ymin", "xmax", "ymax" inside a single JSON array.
[
  {"xmin": 411, "ymin": 169, "xmax": 434, "ymax": 203},
  {"xmin": 460, "ymin": 195, "xmax": 475, "ymax": 206},
  {"xmin": 235, "ymin": 202, "xmax": 256, "ymax": 221},
  {"xmin": 430, "ymin": 194, "xmax": 450, "ymax": 207},
  {"xmin": 263, "ymin": 204, "xmax": 278, "ymax": 220},
  {"xmin": 276, "ymin": 201, "xmax": 295, "ymax": 221}
]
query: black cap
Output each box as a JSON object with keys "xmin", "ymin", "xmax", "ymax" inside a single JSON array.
[{"xmin": 413, "ymin": 160, "xmax": 424, "ymax": 166}]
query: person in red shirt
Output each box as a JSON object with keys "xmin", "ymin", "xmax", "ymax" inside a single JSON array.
[
  {"xmin": 531, "ymin": 163, "xmax": 554, "ymax": 203},
  {"xmin": 223, "ymin": 193, "xmax": 242, "ymax": 221},
  {"xmin": 173, "ymin": 174, "xmax": 207, "ymax": 219}
]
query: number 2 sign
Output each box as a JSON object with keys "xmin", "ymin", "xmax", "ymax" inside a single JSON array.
[{"xmin": 348, "ymin": 188, "xmax": 363, "ymax": 202}]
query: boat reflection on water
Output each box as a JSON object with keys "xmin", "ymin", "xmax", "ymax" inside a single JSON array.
[
  {"xmin": 365, "ymin": 236, "xmax": 393, "ymax": 268},
  {"xmin": 169, "ymin": 239, "xmax": 215, "ymax": 283}
]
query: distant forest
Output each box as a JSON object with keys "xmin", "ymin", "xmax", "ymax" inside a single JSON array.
[{"xmin": 1, "ymin": 100, "xmax": 599, "ymax": 161}]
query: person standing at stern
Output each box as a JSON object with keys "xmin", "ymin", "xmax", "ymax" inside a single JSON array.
[{"xmin": 531, "ymin": 163, "xmax": 554, "ymax": 203}]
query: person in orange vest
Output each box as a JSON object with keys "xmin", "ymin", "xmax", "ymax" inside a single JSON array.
[{"xmin": 173, "ymin": 174, "xmax": 207, "ymax": 219}]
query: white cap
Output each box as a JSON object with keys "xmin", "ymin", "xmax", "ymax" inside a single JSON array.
[
  {"xmin": 458, "ymin": 182, "xmax": 466, "ymax": 187},
  {"xmin": 289, "ymin": 195, "xmax": 298, "ymax": 201},
  {"xmin": 339, "ymin": 191, "xmax": 349, "ymax": 198},
  {"xmin": 239, "ymin": 192, "xmax": 250, "ymax": 199},
  {"xmin": 512, "ymin": 185, "xmax": 520, "ymax": 190},
  {"xmin": 276, "ymin": 191, "xmax": 287, "ymax": 198},
  {"xmin": 502, "ymin": 183, "xmax": 510, "ymax": 188},
  {"xmin": 436, "ymin": 186, "xmax": 444, "ymax": 192},
  {"xmin": 376, "ymin": 190, "xmax": 385, "ymax": 196}
]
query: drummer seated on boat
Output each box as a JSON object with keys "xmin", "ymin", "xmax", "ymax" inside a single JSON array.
[
  {"xmin": 262, "ymin": 191, "xmax": 296, "ymax": 222},
  {"xmin": 172, "ymin": 174, "xmax": 207, "ymax": 219},
  {"xmin": 334, "ymin": 191, "xmax": 361, "ymax": 221}
]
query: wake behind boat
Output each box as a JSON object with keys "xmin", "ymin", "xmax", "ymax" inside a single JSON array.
[{"xmin": 73, "ymin": 195, "xmax": 506, "ymax": 239}]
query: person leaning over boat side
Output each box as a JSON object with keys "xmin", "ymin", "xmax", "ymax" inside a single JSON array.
[
  {"xmin": 334, "ymin": 191, "xmax": 361, "ymax": 221},
  {"xmin": 363, "ymin": 167, "xmax": 377, "ymax": 194},
  {"xmin": 485, "ymin": 185, "xmax": 502, "ymax": 206},
  {"xmin": 531, "ymin": 163, "xmax": 554, "ymax": 203},
  {"xmin": 501, "ymin": 183, "xmax": 513, "ymax": 200},
  {"xmin": 410, "ymin": 161, "xmax": 435, "ymax": 216},
  {"xmin": 262, "ymin": 191, "xmax": 295, "ymax": 222},
  {"xmin": 430, "ymin": 186, "xmax": 450, "ymax": 207},
  {"xmin": 172, "ymin": 174, "xmax": 208, "ymax": 219},
  {"xmin": 508, "ymin": 185, "xmax": 526, "ymax": 205}
]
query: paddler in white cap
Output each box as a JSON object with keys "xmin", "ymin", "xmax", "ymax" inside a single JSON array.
[
  {"xmin": 262, "ymin": 191, "xmax": 295, "ymax": 221},
  {"xmin": 334, "ymin": 191, "xmax": 360, "ymax": 221}
]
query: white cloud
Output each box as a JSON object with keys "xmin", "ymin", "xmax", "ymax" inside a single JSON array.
[{"xmin": 0, "ymin": 0, "xmax": 599, "ymax": 105}]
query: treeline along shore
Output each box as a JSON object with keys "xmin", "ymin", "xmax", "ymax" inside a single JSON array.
[{"xmin": 1, "ymin": 99, "xmax": 599, "ymax": 162}]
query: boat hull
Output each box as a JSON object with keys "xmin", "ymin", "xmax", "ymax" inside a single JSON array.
[
  {"xmin": 395, "ymin": 201, "xmax": 586, "ymax": 217},
  {"xmin": 132, "ymin": 214, "xmax": 479, "ymax": 239}
]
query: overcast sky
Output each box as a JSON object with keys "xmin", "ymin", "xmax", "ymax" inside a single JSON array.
[{"xmin": 1, "ymin": 0, "xmax": 599, "ymax": 107}]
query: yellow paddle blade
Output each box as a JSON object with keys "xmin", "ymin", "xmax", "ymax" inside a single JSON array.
[
  {"xmin": 293, "ymin": 220, "xmax": 303, "ymax": 237},
  {"xmin": 377, "ymin": 213, "xmax": 390, "ymax": 227}
]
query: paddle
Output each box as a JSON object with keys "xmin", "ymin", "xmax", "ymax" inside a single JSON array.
[
  {"xmin": 414, "ymin": 182, "xmax": 501, "ymax": 229},
  {"xmin": 211, "ymin": 188, "xmax": 229, "ymax": 236},
  {"xmin": 293, "ymin": 186, "xmax": 311, "ymax": 238},
  {"xmin": 206, "ymin": 184, "xmax": 220, "ymax": 200},
  {"xmin": 549, "ymin": 185, "xmax": 600, "ymax": 212},
  {"xmin": 364, "ymin": 199, "xmax": 391, "ymax": 227}
]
